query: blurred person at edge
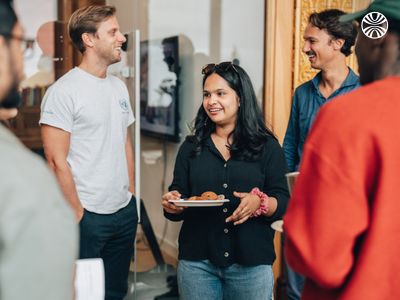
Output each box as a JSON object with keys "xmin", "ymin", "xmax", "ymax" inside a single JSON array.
[
  {"xmin": 0, "ymin": 1, "xmax": 78, "ymax": 300},
  {"xmin": 40, "ymin": 5, "xmax": 138, "ymax": 300},
  {"xmin": 282, "ymin": 9, "xmax": 359, "ymax": 300},
  {"xmin": 284, "ymin": 0, "xmax": 400, "ymax": 299},
  {"xmin": 161, "ymin": 62, "xmax": 290, "ymax": 300}
]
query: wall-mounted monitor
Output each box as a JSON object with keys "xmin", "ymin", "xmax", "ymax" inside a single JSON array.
[{"xmin": 140, "ymin": 35, "xmax": 180, "ymax": 142}]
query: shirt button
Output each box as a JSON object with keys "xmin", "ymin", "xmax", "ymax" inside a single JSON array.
[
  {"xmin": 223, "ymin": 183, "xmax": 228, "ymax": 189},
  {"xmin": 224, "ymin": 163, "xmax": 227, "ymax": 168},
  {"xmin": 224, "ymin": 228, "xmax": 229, "ymax": 234},
  {"xmin": 224, "ymin": 252, "xmax": 229, "ymax": 257},
  {"xmin": 223, "ymin": 208, "xmax": 228, "ymax": 213}
]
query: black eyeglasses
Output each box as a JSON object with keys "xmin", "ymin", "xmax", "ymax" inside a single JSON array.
[
  {"xmin": 201, "ymin": 61, "xmax": 239, "ymax": 75},
  {"xmin": 0, "ymin": 33, "xmax": 35, "ymax": 58}
]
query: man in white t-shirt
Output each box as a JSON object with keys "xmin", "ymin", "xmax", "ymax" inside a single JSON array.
[{"xmin": 39, "ymin": 5, "xmax": 137, "ymax": 300}]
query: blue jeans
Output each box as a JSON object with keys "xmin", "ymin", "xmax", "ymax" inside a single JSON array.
[
  {"xmin": 285, "ymin": 261, "xmax": 305, "ymax": 300},
  {"xmin": 178, "ymin": 259, "xmax": 274, "ymax": 300},
  {"xmin": 79, "ymin": 197, "xmax": 138, "ymax": 300}
]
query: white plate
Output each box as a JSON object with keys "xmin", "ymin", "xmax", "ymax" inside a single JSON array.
[
  {"xmin": 271, "ymin": 220, "xmax": 283, "ymax": 232},
  {"xmin": 168, "ymin": 199, "xmax": 230, "ymax": 207}
]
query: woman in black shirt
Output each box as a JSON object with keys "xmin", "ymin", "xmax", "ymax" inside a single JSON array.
[{"xmin": 161, "ymin": 62, "xmax": 289, "ymax": 300}]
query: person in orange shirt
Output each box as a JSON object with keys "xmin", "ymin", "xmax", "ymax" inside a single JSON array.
[{"xmin": 284, "ymin": 0, "xmax": 400, "ymax": 299}]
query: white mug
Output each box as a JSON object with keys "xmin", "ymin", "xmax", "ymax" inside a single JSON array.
[{"xmin": 285, "ymin": 171, "xmax": 299, "ymax": 195}]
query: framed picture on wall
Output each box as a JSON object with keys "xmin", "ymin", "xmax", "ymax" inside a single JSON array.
[{"xmin": 140, "ymin": 35, "xmax": 180, "ymax": 142}]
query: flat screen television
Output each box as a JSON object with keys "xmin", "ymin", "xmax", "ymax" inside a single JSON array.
[{"xmin": 140, "ymin": 36, "xmax": 180, "ymax": 142}]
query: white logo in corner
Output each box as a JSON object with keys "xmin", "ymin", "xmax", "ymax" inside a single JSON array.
[
  {"xmin": 361, "ymin": 12, "xmax": 388, "ymax": 39},
  {"xmin": 119, "ymin": 99, "xmax": 129, "ymax": 111}
]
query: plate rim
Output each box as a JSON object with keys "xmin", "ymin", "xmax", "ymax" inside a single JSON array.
[
  {"xmin": 168, "ymin": 199, "xmax": 229, "ymax": 204},
  {"xmin": 168, "ymin": 199, "xmax": 229, "ymax": 207}
]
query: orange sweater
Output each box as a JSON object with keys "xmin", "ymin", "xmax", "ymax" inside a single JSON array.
[{"xmin": 284, "ymin": 77, "xmax": 400, "ymax": 300}]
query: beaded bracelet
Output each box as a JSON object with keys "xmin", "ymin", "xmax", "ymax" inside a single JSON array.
[{"xmin": 250, "ymin": 187, "xmax": 269, "ymax": 217}]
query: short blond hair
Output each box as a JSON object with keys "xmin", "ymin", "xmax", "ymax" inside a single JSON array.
[{"xmin": 68, "ymin": 5, "xmax": 116, "ymax": 53}]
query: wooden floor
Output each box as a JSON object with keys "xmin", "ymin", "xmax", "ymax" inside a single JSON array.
[{"xmin": 131, "ymin": 232, "xmax": 177, "ymax": 273}]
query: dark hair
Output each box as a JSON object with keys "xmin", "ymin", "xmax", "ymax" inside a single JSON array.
[
  {"xmin": 68, "ymin": 5, "xmax": 116, "ymax": 53},
  {"xmin": 189, "ymin": 62, "xmax": 276, "ymax": 161},
  {"xmin": 0, "ymin": 0, "xmax": 18, "ymax": 37},
  {"xmin": 309, "ymin": 9, "xmax": 357, "ymax": 56},
  {"xmin": 388, "ymin": 18, "xmax": 400, "ymax": 37}
]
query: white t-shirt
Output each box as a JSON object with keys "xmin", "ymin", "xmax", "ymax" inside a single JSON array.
[{"xmin": 40, "ymin": 67, "xmax": 134, "ymax": 213}]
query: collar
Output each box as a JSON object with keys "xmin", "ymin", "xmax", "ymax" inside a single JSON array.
[
  {"xmin": 205, "ymin": 135, "xmax": 213, "ymax": 148},
  {"xmin": 340, "ymin": 68, "xmax": 360, "ymax": 88},
  {"xmin": 311, "ymin": 67, "xmax": 359, "ymax": 92},
  {"xmin": 205, "ymin": 134, "xmax": 228, "ymax": 161}
]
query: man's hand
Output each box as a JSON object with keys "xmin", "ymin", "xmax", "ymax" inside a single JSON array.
[{"xmin": 76, "ymin": 206, "xmax": 84, "ymax": 223}]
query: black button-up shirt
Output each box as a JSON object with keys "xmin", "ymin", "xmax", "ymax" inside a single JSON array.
[{"xmin": 165, "ymin": 135, "xmax": 289, "ymax": 267}]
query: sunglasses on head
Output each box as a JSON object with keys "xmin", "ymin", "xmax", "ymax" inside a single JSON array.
[{"xmin": 201, "ymin": 61, "xmax": 239, "ymax": 75}]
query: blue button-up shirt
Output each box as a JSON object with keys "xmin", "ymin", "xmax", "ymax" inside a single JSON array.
[{"xmin": 283, "ymin": 68, "xmax": 360, "ymax": 172}]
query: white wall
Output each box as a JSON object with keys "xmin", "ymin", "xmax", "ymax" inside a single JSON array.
[
  {"xmin": 108, "ymin": 0, "xmax": 265, "ymax": 258},
  {"xmin": 220, "ymin": 0, "xmax": 265, "ymax": 100}
]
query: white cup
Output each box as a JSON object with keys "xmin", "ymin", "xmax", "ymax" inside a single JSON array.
[{"xmin": 285, "ymin": 171, "xmax": 299, "ymax": 195}]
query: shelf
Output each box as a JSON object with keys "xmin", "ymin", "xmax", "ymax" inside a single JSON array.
[{"xmin": 10, "ymin": 105, "xmax": 42, "ymax": 149}]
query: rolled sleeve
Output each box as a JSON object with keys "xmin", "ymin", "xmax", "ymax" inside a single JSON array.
[{"xmin": 39, "ymin": 85, "xmax": 74, "ymax": 133}]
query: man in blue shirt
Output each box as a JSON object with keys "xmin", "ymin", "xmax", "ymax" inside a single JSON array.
[{"xmin": 283, "ymin": 9, "xmax": 360, "ymax": 300}]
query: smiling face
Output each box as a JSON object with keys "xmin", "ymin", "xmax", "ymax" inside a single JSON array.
[
  {"xmin": 302, "ymin": 23, "xmax": 339, "ymax": 70},
  {"xmin": 203, "ymin": 73, "xmax": 240, "ymax": 128},
  {"xmin": 92, "ymin": 15, "xmax": 125, "ymax": 65}
]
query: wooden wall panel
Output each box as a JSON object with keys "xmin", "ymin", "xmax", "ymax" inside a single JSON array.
[
  {"xmin": 56, "ymin": 0, "xmax": 106, "ymax": 77},
  {"xmin": 264, "ymin": 0, "xmax": 295, "ymax": 144}
]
